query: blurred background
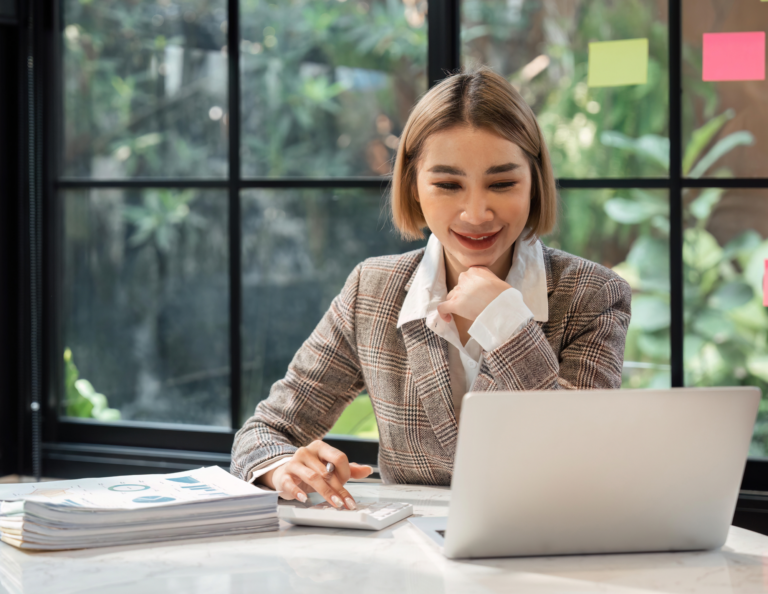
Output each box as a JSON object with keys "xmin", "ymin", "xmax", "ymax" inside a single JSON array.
[{"xmin": 2, "ymin": 0, "xmax": 766, "ymax": 479}]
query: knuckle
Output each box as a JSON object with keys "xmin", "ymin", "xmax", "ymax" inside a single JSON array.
[{"xmin": 305, "ymin": 470, "xmax": 319, "ymax": 483}]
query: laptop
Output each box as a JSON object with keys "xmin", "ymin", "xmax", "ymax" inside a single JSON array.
[{"xmin": 409, "ymin": 386, "xmax": 761, "ymax": 559}]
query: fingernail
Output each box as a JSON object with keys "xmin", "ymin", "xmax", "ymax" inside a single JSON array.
[
  {"xmin": 296, "ymin": 492, "xmax": 307, "ymax": 503},
  {"xmin": 345, "ymin": 497, "xmax": 356, "ymax": 510},
  {"xmin": 331, "ymin": 495, "xmax": 343, "ymax": 508}
]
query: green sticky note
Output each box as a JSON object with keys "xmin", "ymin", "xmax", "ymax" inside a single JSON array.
[{"xmin": 588, "ymin": 38, "xmax": 649, "ymax": 87}]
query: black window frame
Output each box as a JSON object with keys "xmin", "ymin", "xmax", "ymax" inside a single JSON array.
[
  {"xmin": 0, "ymin": 0, "xmax": 24, "ymax": 479},
  {"xmin": 10, "ymin": 0, "xmax": 768, "ymax": 487}
]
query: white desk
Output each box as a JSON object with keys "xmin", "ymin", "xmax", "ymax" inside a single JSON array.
[{"xmin": 1, "ymin": 482, "xmax": 768, "ymax": 594}]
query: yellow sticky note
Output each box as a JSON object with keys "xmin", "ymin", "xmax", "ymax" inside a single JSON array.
[{"xmin": 588, "ymin": 38, "xmax": 649, "ymax": 87}]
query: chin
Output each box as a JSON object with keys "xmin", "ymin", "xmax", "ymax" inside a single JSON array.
[{"xmin": 456, "ymin": 252, "xmax": 496, "ymax": 268}]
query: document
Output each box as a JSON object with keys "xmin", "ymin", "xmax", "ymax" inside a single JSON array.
[{"xmin": 0, "ymin": 466, "xmax": 278, "ymax": 550}]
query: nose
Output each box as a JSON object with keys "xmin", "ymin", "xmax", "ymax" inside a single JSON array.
[{"xmin": 460, "ymin": 188, "xmax": 494, "ymax": 226}]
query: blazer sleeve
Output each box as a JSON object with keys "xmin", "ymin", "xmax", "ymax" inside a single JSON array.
[
  {"xmin": 230, "ymin": 264, "xmax": 366, "ymax": 482},
  {"xmin": 479, "ymin": 275, "xmax": 631, "ymax": 391}
]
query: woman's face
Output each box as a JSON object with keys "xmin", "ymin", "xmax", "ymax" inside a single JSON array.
[{"xmin": 415, "ymin": 125, "xmax": 532, "ymax": 278}]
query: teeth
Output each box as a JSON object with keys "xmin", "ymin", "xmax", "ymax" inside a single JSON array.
[{"xmin": 467, "ymin": 235, "xmax": 489, "ymax": 240}]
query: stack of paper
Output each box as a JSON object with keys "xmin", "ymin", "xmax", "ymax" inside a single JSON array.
[{"xmin": 0, "ymin": 466, "xmax": 277, "ymax": 550}]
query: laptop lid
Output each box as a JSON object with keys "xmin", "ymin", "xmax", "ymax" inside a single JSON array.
[{"xmin": 443, "ymin": 387, "xmax": 761, "ymax": 559}]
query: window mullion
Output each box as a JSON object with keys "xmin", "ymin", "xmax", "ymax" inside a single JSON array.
[
  {"xmin": 427, "ymin": 0, "xmax": 460, "ymax": 88},
  {"xmin": 228, "ymin": 0, "xmax": 242, "ymax": 429},
  {"xmin": 669, "ymin": 0, "xmax": 684, "ymax": 387}
]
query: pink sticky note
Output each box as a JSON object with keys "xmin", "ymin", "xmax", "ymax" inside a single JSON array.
[
  {"xmin": 764, "ymin": 259, "xmax": 768, "ymax": 307},
  {"xmin": 702, "ymin": 32, "xmax": 765, "ymax": 81}
]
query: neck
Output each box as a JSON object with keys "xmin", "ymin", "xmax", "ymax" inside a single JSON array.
[{"xmin": 444, "ymin": 243, "xmax": 515, "ymax": 292}]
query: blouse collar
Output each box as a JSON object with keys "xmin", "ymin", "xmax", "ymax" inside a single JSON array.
[{"xmin": 397, "ymin": 229, "xmax": 549, "ymax": 328}]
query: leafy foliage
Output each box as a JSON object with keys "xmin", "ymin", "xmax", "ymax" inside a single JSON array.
[
  {"xmin": 328, "ymin": 394, "xmax": 379, "ymax": 439},
  {"xmin": 122, "ymin": 189, "xmax": 204, "ymax": 252},
  {"xmin": 239, "ymin": 0, "xmax": 426, "ymax": 177},
  {"xmin": 62, "ymin": 0, "xmax": 767, "ymax": 452},
  {"xmin": 64, "ymin": 348, "xmax": 121, "ymax": 422},
  {"xmin": 602, "ymin": 114, "xmax": 768, "ymax": 455}
]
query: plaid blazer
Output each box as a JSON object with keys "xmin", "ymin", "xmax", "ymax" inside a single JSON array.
[{"xmin": 231, "ymin": 242, "xmax": 632, "ymax": 485}]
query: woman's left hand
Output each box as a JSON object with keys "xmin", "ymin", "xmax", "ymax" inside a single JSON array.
[{"xmin": 437, "ymin": 267, "xmax": 511, "ymax": 323}]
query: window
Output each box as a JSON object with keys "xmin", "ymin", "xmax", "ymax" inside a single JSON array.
[
  {"xmin": 49, "ymin": 0, "xmax": 428, "ymax": 474},
  {"xmin": 682, "ymin": 188, "xmax": 768, "ymax": 457},
  {"xmin": 240, "ymin": 188, "xmax": 422, "ymax": 426},
  {"xmin": 28, "ymin": 0, "xmax": 767, "ymax": 479},
  {"xmin": 552, "ymin": 189, "xmax": 671, "ymax": 389},
  {"xmin": 461, "ymin": 0, "xmax": 669, "ymax": 178},
  {"xmin": 62, "ymin": 0, "xmax": 229, "ymax": 179},
  {"xmin": 239, "ymin": 0, "xmax": 427, "ymax": 177},
  {"xmin": 62, "ymin": 188, "xmax": 230, "ymax": 425},
  {"xmin": 681, "ymin": 0, "xmax": 768, "ymax": 180}
]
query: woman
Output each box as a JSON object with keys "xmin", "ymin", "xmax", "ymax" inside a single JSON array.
[{"xmin": 231, "ymin": 66, "xmax": 631, "ymax": 511}]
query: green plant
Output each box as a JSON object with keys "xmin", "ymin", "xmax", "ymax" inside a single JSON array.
[
  {"xmin": 122, "ymin": 189, "xmax": 203, "ymax": 254},
  {"xmin": 64, "ymin": 348, "xmax": 121, "ymax": 422},
  {"xmin": 328, "ymin": 393, "xmax": 379, "ymax": 439},
  {"xmin": 603, "ymin": 114, "xmax": 768, "ymax": 455}
]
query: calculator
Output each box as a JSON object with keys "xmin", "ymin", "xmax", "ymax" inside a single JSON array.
[{"xmin": 278, "ymin": 501, "xmax": 414, "ymax": 531}]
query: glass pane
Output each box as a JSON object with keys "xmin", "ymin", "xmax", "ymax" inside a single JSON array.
[
  {"xmin": 683, "ymin": 188, "xmax": 768, "ymax": 457},
  {"xmin": 461, "ymin": 0, "xmax": 669, "ymax": 178},
  {"xmin": 682, "ymin": 1, "xmax": 768, "ymax": 179},
  {"xmin": 240, "ymin": 189, "xmax": 425, "ymax": 428},
  {"xmin": 240, "ymin": 0, "xmax": 427, "ymax": 177},
  {"xmin": 62, "ymin": 189, "xmax": 230, "ymax": 426},
  {"xmin": 550, "ymin": 189, "xmax": 671, "ymax": 388},
  {"xmin": 63, "ymin": 0, "xmax": 228, "ymax": 179}
]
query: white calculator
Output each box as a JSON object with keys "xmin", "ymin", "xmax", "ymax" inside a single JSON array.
[{"xmin": 279, "ymin": 501, "xmax": 413, "ymax": 531}]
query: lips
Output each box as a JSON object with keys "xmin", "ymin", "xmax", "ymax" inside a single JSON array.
[{"xmin": 452, "ymin": 229, "xmax": 502, "ymax": 251}]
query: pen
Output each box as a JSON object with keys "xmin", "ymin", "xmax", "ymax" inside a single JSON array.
[
  {"xmin": 325, "ymin": 462, "xmax": 346, "ymax": 509},
  {"xmin": 324, "ymin": 461, "xmax": 355, "ymax": 510}
]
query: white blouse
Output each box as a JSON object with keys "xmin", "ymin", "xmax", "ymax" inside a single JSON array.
[
  {"xmin": 248, "ymin": 231, "xmax": 549, "ymax": 484},
  {"xmin": 396, "ymin": 231, "xmax": 549, "ymax": 419}
]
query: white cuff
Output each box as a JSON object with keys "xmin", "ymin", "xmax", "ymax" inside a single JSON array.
[
  {"xmin": 246, "ymin": 455, "xmax": 294, "ymax": 486},
  {"xmin": 468, "ymin": 288, "xmax": 534, "ymax": 352}
]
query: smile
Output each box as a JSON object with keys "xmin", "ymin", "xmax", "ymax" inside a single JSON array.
[{"xmin": 451, "ymin": 229, "xmax": 502, "ymax": 251}]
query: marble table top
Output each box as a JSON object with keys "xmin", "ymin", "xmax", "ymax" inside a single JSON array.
[{"xmin": 2, "ymin": 482, "xmax": 768, "ymax": 594}]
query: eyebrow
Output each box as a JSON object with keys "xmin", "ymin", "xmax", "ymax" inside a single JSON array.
[{"xmin": 427, "ymin": 162, "xmax": 521, "ymax": 176}]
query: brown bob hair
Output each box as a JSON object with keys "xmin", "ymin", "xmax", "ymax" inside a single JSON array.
[{"xmin": 390, "ymin": 65, "xmax": 557, "ymax": 242}]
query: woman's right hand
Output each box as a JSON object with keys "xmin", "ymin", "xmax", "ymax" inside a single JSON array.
[{"xmin": 257, "ymin": 440, "xmax": 373, "ymax": 510}]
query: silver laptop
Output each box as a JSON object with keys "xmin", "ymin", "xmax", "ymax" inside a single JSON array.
[{"xmin": 409, "ymin": 387, "xmax": 761, "ymax": 559}]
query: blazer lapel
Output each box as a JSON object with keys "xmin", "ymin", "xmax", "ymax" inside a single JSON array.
[{"xmin": 400, "ymin": 318, "xmax": 458, "ymax": 454}]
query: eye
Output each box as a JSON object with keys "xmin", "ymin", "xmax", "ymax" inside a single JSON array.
[
  {"xmin": 432, "ymin": 181, "xmax": 518, "ymax": 191},
  {"xmin": 434, "ymin": 182, "xmax": 460, "ymax": 191},
  {"xmin": 491, "ymin": 182, "xmax": 517, "ymax": 190}
]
